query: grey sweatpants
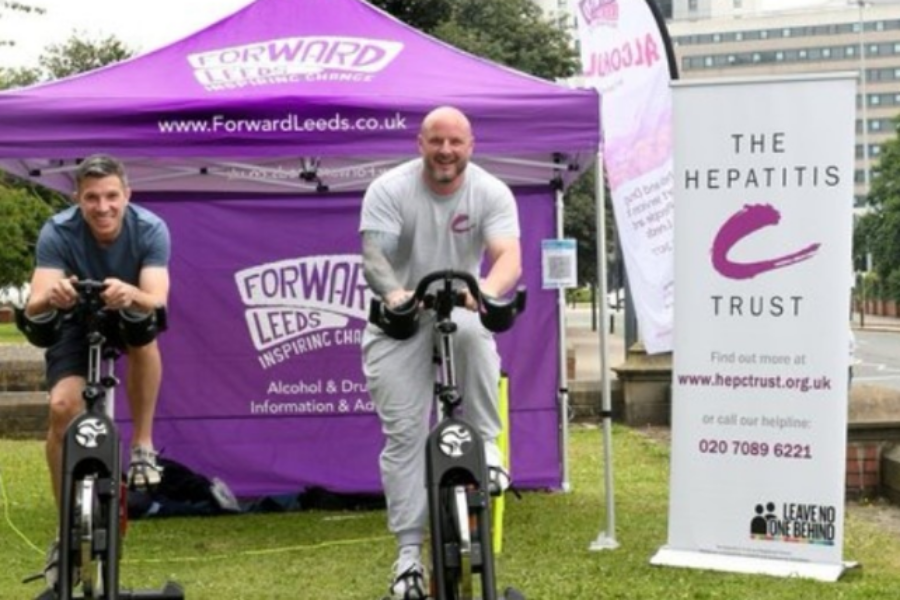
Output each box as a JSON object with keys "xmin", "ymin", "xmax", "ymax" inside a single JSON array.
[{"xmin": 362, "ymin": 309, "xmax": 501, "ymax": 547}]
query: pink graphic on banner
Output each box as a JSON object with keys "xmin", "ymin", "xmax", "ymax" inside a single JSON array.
[
  {"xmin": 579, "ymin": 0, "xmax": 619, "ymax": 26},
  {"xmin": 711, "ymin": 203, "xmax": 821, "ymax": 280}
]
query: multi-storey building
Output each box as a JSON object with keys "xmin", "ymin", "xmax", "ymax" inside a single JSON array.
[
  {"xmin": 535, "ymin": 1, "xmax": 900, "ymax": 208},
  {"xmin": 670, "ymin": 2, "xmax": 900, "ymax": 208}
]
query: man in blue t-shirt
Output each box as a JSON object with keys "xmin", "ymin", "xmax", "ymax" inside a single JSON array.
[{"xmin": 22, "ymin": 154, "xmax": 170, "ymax": 588}]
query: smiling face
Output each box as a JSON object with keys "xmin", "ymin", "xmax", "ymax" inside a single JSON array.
[
  {"xmin": 75, "ymin": 174, "xmax": 130, "ymax": 246},
  {"xmin": 418, "ymin": 107, "xmax": 474, "ymax": 195}
]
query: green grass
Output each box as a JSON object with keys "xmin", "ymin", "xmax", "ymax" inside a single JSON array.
[
  {"xmin": 0, "ymin": 322, "xmax": 25, "ymax": 344},
  {"xmin": 2, "ymin": 427, "xmax": 900, "ymax": 599}
]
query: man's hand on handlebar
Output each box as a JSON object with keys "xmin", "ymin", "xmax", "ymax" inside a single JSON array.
[
  {"xmin": 100, "ymin": 278, "xmax": 139, "ymax": 311},
  {"xmin": 46, "ymin": 276, "xmax": 78, "ymax": 312},
  {"xmin": 385, "ymin": 288, "xmax": 414, "ymax": 310}
]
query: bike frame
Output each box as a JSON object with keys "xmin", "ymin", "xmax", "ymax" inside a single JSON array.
[
  {"xmin": 424, "ymin": 273, "xmax": 499, "ymax": 600},
  {"xmin": 38, "ymin": 281, "xmax": 183, "ymax": 600},
  {"xmin": 57, "ymin": 284, "xmax": 122, "ymax": 600}
]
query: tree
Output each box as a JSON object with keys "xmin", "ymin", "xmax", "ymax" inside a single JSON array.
[
  {"xmin": 369, "ymin": 0, "xmax": 578, "ymax": 80},
  {"xmin": 39, "ymin": 33, "xmax": 134, "ymax": 80},
  {"xmin": 368, "ymin": 0, "xmax": 452, "ymax": 33},
  {"xmin": 563, "ymin": 166, "xmax": 617, "ymax": 287},
  {"xmin": 857, "ymin": 113, "xmax": 900, "ymax": 302},
  {"xmin": 0, "ymin": 183, "xmax": 51, "ymax": 290},
  {"xmin": 0, "ymin": 65, "xmax": 40, "ymax": 89}
]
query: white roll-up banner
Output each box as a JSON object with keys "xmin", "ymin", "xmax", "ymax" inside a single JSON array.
[{"xmin": 653, "ymin": 74, "xmax": 856, "ymax": 581}]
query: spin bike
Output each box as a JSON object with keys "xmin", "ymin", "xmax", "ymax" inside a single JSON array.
[
  {"xmin": 17, "ymin": 280, "xmax": 184, "ymax": 600},
  {"xmin": 370, "ymin": 270, "xmax": 526, "ymax": 600}
]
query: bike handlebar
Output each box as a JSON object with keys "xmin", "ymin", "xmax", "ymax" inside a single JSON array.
[{"xmin": 369, "ymin": 270, "xmax": 526, "ymax": 340}]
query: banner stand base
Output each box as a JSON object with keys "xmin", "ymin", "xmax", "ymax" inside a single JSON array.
[{"xmin": 650, "ymin": 547, "xmax": 857, "ymax": 582}]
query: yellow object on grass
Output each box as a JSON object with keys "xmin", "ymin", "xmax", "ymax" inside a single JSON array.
[{"xmin": 493, "ymin": 373, "xmax": 509, "ymax": 554}]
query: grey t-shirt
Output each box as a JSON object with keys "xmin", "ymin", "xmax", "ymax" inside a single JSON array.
[
  {"xmin": 360, "ymin": 159, "xmax": 519, "ymax": 289},
  {"xmin": 36, "ymin": 204, "xmax": 170, "ymax": 284}
]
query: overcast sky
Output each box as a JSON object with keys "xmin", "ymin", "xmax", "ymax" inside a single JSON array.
[
  {"xmin": 1, "ymin": 0, "xmax": 255, "ymax": 70},
  {"xmin": 0, "ymin": 0, "xmax": 845, "ymax": 71}
]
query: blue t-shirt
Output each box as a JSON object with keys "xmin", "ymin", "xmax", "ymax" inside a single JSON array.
[{"xmin": 35, "ymin": 204, "xmax": 170, "ymax": 284}]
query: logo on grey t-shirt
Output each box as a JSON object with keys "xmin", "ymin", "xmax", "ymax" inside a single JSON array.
[{"xmin": 450, "ymin": 213, "xmax": 475, "ymax": 234}]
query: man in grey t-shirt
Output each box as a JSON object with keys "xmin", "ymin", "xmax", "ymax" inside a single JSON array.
[
  {"xmin": 21, "ymin": 154, "xmax": 171, "ymax": 590},
  {"xmin": 360, "ymin": 106, "xmax": 521, "ymax": 599}
]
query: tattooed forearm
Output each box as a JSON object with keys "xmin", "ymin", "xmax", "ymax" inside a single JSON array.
[{"xmin": 361, "ymin": 231, "xmax": 402, "ymax": 298}]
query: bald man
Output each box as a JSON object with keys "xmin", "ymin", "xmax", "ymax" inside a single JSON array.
[{"xmin": 359, "ymin": 106, "xmax": 521, "ymax": 599}]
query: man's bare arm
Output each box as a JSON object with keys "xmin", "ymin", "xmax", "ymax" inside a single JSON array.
[
  {"xmin": 481, "ymin": 236, "xmax": 522, "ymax": 298},
  {"xmin": 362, "ymin": 231, "xmax": 409, "ymax": 307},
  {"xmin": 25, "ymin": 267, "xmax": 72, "ymax": 316}
]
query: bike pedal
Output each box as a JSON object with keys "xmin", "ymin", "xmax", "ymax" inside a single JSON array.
[{"xmin": 21, "ymin": 572, "xmax": 43, "ymax": 584}]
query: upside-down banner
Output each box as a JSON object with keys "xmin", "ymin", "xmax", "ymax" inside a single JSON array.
[{"xmin": 653, "ymin": 74, "xmax": 856, "ymax": 581}]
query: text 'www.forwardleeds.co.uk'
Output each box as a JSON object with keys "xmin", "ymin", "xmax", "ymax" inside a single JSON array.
[{"xmin": 156, "ymin": 112, "xmax": 408, "ymax": 135}]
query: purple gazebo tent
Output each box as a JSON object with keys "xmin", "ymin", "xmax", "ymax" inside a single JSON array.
[{"xmin": 0, "ymin": 0, "xmax": 600, "ymax": 497}]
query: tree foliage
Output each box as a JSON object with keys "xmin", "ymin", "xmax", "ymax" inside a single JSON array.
[
  {"xmin": 0, "ymin": 65, "xmax": 40, "ymax": 89},
  {"xmin": 368, "ymin": 0, "xmax": 578, "ymax": 80},
  {"xmin": 856, "ymin": 113, "xmax": 900, "ymax": 301},
  {"xmin": 0, "ymin": 183, "xmax": 51, "ymax": 290},
  {"xmin": 562, "ymin": 166, "xmax": 617, "ymax": 286},
  {"xmin": 39, "ymin": 34, "xmax": 134, "ymax": 80}
]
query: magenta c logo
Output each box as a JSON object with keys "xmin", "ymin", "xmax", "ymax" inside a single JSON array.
[
  {"xmin": 451, "ymin": 214, "xmax": 475, "ymax": 234},
  {"xmin": 711, "ymin": 204, "xmax": 820, "ymax": 280}
]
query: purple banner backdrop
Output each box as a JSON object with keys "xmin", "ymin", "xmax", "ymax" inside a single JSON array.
[{"xmin": 114, "ymin": 188, "xmax": 560, "ymax": 497}]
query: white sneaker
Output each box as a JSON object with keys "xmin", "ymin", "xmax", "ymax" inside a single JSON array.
[
  {"xmin": 127, "ymin": 446, "xmax": 163, "ymax": 491},
  {"xmin": 41, "ymin": 539, "xmax": 81, "ymax": 591},
  {"xmin": 485, "ymin": 442, "xmax": 511, "ymax": 496},
  {"xmin": 389, "ymin": 553, "xmax": 427, "ymax": 600},
  {"xmin": 210, "ymin": 477, "xmax": 240, "ymax": 513}
]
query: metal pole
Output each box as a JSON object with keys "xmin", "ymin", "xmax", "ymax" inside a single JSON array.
[
  {"xmin": 858, "ymin": 1, "xmax": 870, "ymax": 198},
  {"xmin": 555, "ymin": 186, "xmax": 572, "ymax": 493},
  {"xmin": 858, "ymin": 1, "xmax": 869, "ymax": 330},
  {"xmin": 590, "ymin": 152, "xmax": 619, "ymax": 551}
]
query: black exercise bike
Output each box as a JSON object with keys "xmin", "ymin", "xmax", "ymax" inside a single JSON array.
[
  {"xmin": 17, "ymin": 280, "xmax": 184, "ymax": 600},
  {"xmin": 370, "ymin": 270, "xmax": 526, "ymax": 600}
]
